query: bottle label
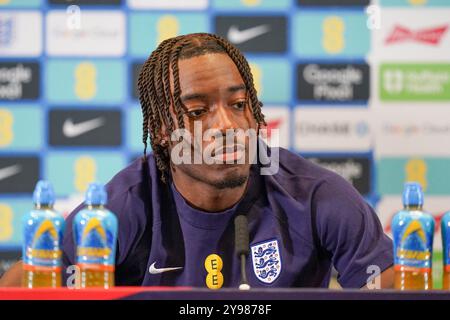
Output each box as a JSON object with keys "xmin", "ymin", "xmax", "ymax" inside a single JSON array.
[
  {"xmin": 74, "ymin": 213, "xmax": 117, "ymax": 271},
  {"xmin": 23, "ymin": 216, "xmax": 64, "ymax": 271},
  {"xmin": 393, "ymin": 213, "xmax": 434, "ymax": 271}
]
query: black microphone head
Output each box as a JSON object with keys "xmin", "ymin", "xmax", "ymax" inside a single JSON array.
[{"xmin": 234, "ymin": 215, "xmax": 249, "ymax": 256}]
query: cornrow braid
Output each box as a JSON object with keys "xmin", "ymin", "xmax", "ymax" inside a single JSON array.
[{"xmin": 137, "ymin": 33, "xmax": 266, "ymax": 183}]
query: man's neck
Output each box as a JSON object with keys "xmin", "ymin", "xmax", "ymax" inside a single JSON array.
[{"xmin": 171, "ymin": 170, "xmax": 249, "ymax": 213}]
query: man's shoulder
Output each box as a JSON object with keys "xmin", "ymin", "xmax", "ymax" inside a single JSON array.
[
  {"xmin": 105, "ymin": 153, "xmax": 159, "ymax": 204},
  {"xmin": 265, "ymin": 148, "xmax": 357, "ymax": 205},
  {"xmin": 272, "ymin": 147, "xmax": 347, "ymax": 193}
]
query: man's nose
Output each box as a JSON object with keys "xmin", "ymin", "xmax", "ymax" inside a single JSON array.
[{"xmin": 209, "ymin": 104, "xmax": 235, "ymax": 132}]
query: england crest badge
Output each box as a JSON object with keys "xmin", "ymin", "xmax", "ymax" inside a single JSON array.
[{"xmin": 251, "ymin": 239, "xmax": 281, "ymax": 284}]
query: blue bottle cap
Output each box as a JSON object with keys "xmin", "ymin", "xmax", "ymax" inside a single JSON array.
[
  {"xmin": 85, "ymin": 182, "xmax": 107, "ymax": 206},
  {"xmin": 33, "ymin": 180, "xmax": 55, "ymax": 206},
  {"xmin": 402, "ymin": 182, "xmax": 424, "ymax": 207}
]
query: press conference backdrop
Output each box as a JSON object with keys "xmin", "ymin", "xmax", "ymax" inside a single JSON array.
[{"xmin": 1, "ymin": 0, "xmax": 450, "ymax": 288}]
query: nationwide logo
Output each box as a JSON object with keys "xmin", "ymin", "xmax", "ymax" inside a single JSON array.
[
  {"xmin": 306, "ymin": 157, "xmax": 370, "ymax": 195},
  {"xmin": 380, "ymin": 63, "xmax": 450, "ymax": 101},
  {"xmin": 0, "ymin": 62, "xmax": 40, "ymax": 100},
  {"xmin": 297, "ymin": 63, "xmax": 369, "ymax": 102},
  {"xmin": 385, "ymin": 24, "xmax": 448, "ymax": 45}
]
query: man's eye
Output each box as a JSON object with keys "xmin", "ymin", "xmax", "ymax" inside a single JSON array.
[
  {"xmin": 187, "ymin": 109, "xmax": 206, "ymax": 118},
  {"xmin": 232, "ymin": 101, "xmax": 246, "ymax": 111}
]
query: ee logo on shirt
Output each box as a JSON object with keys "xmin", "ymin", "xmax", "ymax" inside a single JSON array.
[{"xmin": 205, "ymin": 254, "xmax": 224, "ymax": 290}]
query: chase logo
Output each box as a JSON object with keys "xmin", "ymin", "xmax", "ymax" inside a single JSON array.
[
  {"xmin": 46, "ymin": 153, "xmax": 125, "ymax": 196},
  {"xmin": 46, "ymin": 59, "xmax": 125, "ymax": 104},
  {"xmin": 293, "ymin": 11, "xmax": 370, "ymax": 58},
  {"xmin": 215, "ymin": 16, "xmax": 287, "ymax": 53},
  {"xmin": 0, "ymin": 62, "xmax": 40, "ymax": 100},
  {"xmin": 129, "ymin": 13, "xmax": 208, "ymax": 57},
  {"xmin": 251, "ymin": 239, "xmax": 281, "ymax": 284},
  {"xmin": 247, "ymin": 59, "xmax": 291, "ymax": 103},
  {"xmin": 294, "ymin": 107, "xmax": 371, "ymax": 152},
  {"xmin": 0, "ymin": 106, "xmax": 42, "ymax": 150},
  {"xmin": 212, "ymin": 0, "xmax": 290, "ymax": 10},
  {"xmin": 49, "ymin": 109, "xmax": 122, "ymax": 147},
  {"xmin": 0, "ymin": 157, "xmax": 39, "ymax": 194},
  {"xmin": 0, "ymin": 11, "xmax": 42, "ymax": 57}
]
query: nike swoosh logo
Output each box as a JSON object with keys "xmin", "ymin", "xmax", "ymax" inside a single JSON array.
[
  {"xmin": 227, "ymin": 24, "xmax": 271, "ymax": 44},
  {"xmin": 149, "ymin": 262, "xmax": 183, "ymax": 275},
  {"xmin": 63, "ymin": 117, "xmax": 105, "ymax": 138},
  {"xmin": 0, "ymin": 164, "xmax": 21, "ymax": 182}
]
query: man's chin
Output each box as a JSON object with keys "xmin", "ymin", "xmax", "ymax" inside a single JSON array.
[{"xmin": 208, "ymin": 174, "xmax": 248, "ymax": 190}]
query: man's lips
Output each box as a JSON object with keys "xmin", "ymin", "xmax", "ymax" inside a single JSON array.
[{"xmin": 212, "ymin": 144, "xmax": 245, "ymax": 162}]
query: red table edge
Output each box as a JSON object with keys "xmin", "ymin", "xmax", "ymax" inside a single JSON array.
[{"xmin": 0, "ymin": 286, "xmax": 193, "ymax": 300}]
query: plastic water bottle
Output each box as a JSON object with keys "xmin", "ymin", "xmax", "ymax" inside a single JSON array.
[
  {"xmin": 22, "ymin": 180, "xmax": 65, "ymax": 288},
  {"xmin": 73, "ymin": 183, "xmax": 118, "ymax": 288},
  {"xmin": 392, "ymin": 182, "xmax": 434, "ymax": 290}
]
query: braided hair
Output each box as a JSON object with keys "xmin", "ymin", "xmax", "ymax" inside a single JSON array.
[{"xmin": 137, "ymin": 33, "xmax": 266, "ymax": 183}]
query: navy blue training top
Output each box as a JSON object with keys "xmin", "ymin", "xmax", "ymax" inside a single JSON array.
[{"xmin": 62, "ymin": 147, "xmax": 393, "ymax": 288}]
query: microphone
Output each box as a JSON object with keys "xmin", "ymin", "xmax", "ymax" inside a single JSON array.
[{"xmin": 234, "ymin": 215, "xmax": 251, "ymax": 290}]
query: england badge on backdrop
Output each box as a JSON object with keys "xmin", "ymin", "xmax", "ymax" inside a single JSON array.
[{"xmin": 251, "ymin": 239, "xmax": 281, "ymax": 284}]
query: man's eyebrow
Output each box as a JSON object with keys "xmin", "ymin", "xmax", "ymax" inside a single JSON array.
[
  {"xmin": 180, "ymin": 85, "xmax": 246, "ymax": 102},
  {"xmin": 180, "ymin": 93, "xmax": 208, "ymax": 103},
  {"xmin": 228, "ymin": 84, "xmax": 246, "ymax": 93}
]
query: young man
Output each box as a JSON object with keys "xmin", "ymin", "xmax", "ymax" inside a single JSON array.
[{"xmin": 0, "ymin": 33, "xmax": 393, "ymax": 288}]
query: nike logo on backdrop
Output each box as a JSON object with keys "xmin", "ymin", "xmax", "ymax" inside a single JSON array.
[
  {"xmin": 227, "ymin": 24, "xmax": 271, "ymax": 44},
  {"xmin": 63, "ymin": 117, "xmax": 105, "ymax": 138},
  {"xmin": 0, "ymin": 164, "xmax": 21, "ymax": 182},
  {"xmin": 149, "ymin": 262, "xmax": 183, "ymax": 274}
]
